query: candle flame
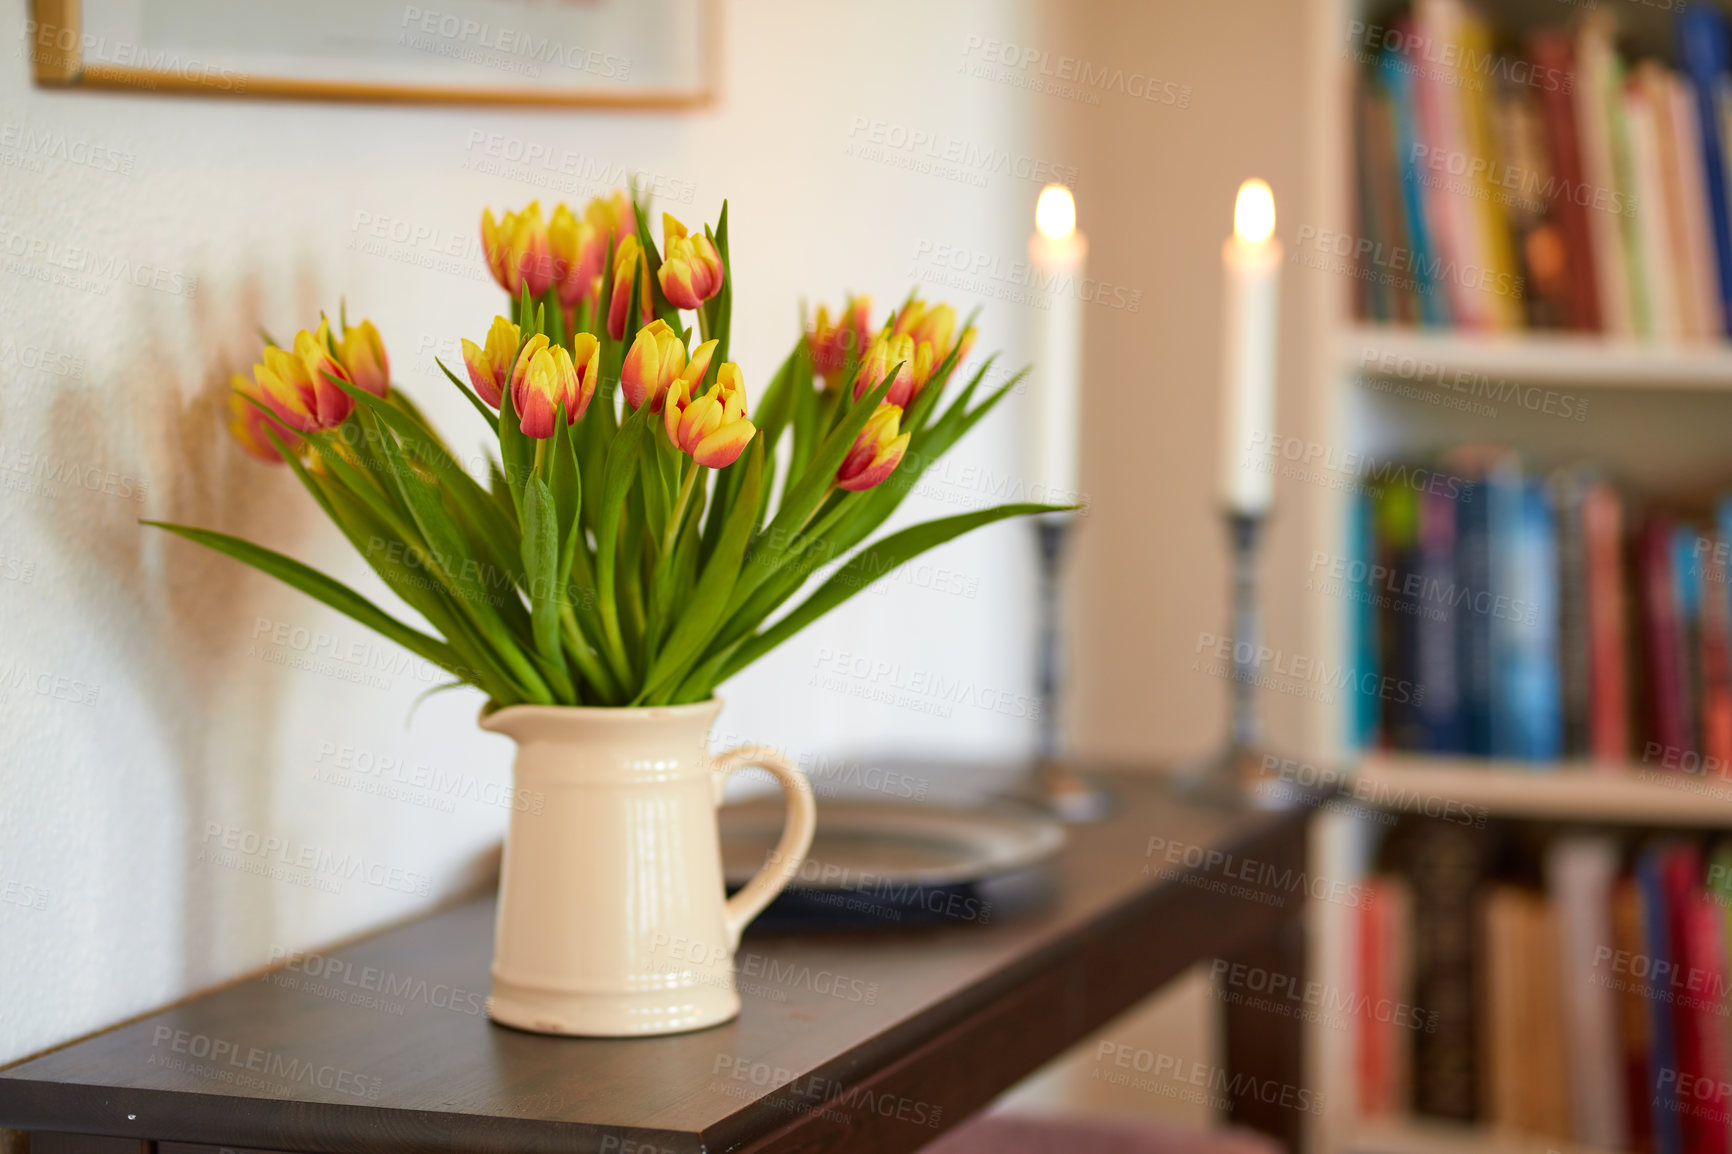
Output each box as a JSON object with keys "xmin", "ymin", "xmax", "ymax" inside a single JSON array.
[
  {"xmin": 1035, "ymin": 184, "xmax": 1076, "ymax": 240},
  {"xmin": 1234, "ymin": 179, "xmax": 1275, "ymax": 245}
]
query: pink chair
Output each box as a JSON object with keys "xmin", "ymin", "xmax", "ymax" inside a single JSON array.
[{"xmin": 923, "ymin": 1112, "xmax": 1286, "ymax": 1154}]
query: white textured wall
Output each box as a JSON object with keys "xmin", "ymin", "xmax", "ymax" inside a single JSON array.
[{"xmin": 0, "ymin": 0, "xmax": 1048, "ymax": 1063}]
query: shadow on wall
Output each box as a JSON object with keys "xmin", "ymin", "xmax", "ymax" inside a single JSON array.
[{"xmin": 40, "ymin": 257, "xmax": 334, "ymax": 991}]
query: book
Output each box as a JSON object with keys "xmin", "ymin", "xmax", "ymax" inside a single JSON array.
[
  {"xmin": 1638, "ymin": 846, "xmax": 1683, "ymax": 1154},
  {"xmin": 1491, "ymin": 476, "xmax": 1562, "ymax": 760},
  {"xmin": 1673, "ymin": 526, "xmax": 1704, "ymax": 758},
  {"xmin": 1481, "ymin": 884, "xmax": 1530, "ymax": 1129},
  {"xmin": 1576, "ymin": 12, "xmax": 1636, "ymax": 337},
  {"xmin": 1358, "ymin": 875, "xmax": 1415, "ymax": 1117},
  {"xmin": 1453, "ymin": 459, "xmax": 1495, "ymax": 757},
  {"xmin": 1407, "ymin": 818, "xmax": 1487, "ymax": 1121},
  {"xmin": 1643, "ymin": 517, "xmax": 1690, "ymax": 761},
  {"xmin": 1613, "ymin": 873, "xmax": 1655, "ymax": 1152},
  {"xmin": 1548, "ymin": 837, "xmax": 1628, "ymax": 1148},
  {"xmin": 1349, "ymin": 485, "xmax": 1383, "ymax": 751},
  {"xmin": 1418, "ymin": 486, "xmax": 1461, "ymax": 752},
  {"xmin": 1380, "ymin": 481, "xmax": 1425, "ymax": 750},
  {"xmin": 1529, "ymin": 29, "xmax": 1602, "ymax": 332},
  {"xmin": 1555, "ymin": 469, "xmax": 1593, "ymax": 758},
  {"xmin": 1676, "ymin": 2, "xmax": 1732, "ymax": 335},
  {"xmin": 1584, "ymin": 481, "xmax": 1632, "ymax": 763},
  {"xmin": 1667, "ymin": 75, "xmax": 1723, "ymax": 341},
  {"xmin": 1384, "ymin": 27, "xmax": 1450, "ymax": 326},
  {"xmin": 1625, "ymin": 73, "xmax": 1679, "ymax": 343},
  {"xmin": 1415, "ymin": 0, "xmax": 1486, "ymax": 329}
]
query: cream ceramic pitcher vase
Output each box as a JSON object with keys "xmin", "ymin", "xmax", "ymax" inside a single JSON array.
[{"xmin": 479, "ymin": 699, "xmax": 816, "ymax": 1037}]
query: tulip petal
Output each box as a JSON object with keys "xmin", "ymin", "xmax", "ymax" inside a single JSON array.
[{"xmin": 692, "ymin": 420, "xmax": 756, "ymax": 469}]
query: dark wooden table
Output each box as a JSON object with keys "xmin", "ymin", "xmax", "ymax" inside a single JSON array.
[{"xmin": 0, "ymin": 771, "xmax": 1313, "ymax": 1154}]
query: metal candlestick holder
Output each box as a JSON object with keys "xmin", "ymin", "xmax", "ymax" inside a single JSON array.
[
  {"xmin": 1027, "ymin": 514, "xmax": 1112, "ymax": 822},
  {"xmin": 1175, "ymin": 510, "xmax": 1293, "ymax": 809}
]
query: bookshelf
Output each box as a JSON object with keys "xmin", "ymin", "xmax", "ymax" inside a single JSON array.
[
  {"xmin": 1343, "ymin": 325, "xmax": 1732, "ymax": 390},
  {"xmin": 1357, "ymin": 753, "xmax": 1732, "ymax": 826},
  {"xmin": 1296, "ymin": 0, "xmax": 1732, "ymax": 1151},
  {"xmin": 1346, "ymin": 1119, "xmax": 1622, "ymax": 1154}
]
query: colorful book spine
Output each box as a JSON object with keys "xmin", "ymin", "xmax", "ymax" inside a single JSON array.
[
  {"xmin": 1678, "ymin": 3, "xmax": 1732, "ymax": 335},
  {"xmin": 1639, "ymin": 847, "xmax": 1683, "ymax": 1154}
]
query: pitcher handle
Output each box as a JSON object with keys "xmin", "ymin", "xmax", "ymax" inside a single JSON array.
[{"xmin": 714, "ymin": 745, "xmax": 817, "ymax": 949}]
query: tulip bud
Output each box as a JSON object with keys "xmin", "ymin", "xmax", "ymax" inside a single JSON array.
[
  {"xmin": 809, "ymin": 295, "xmax": 873, "ymax": 387},
  {"xmin": 515, "ymin": 202, "xmax": 555, "ymax": 298},
  {"xmin": 481, "ymin": 208, "xmax": 514, "ymax": 293},
  {"xmin": 665, "ymin": 362, "xmax": 755, "ymax": 469},
  {"xmin": 462, "ymin": 315, "xmax": 521, "ymax": 409},
  {"xmin": 228, "ymin": 373, "xmax": 303, "ymax": 462},
  {"xmin": 339, "ymin": 318, "xmax": 390, "ymax": 398},
  {"xmin": 837, "ymin": 403, "xmax": 909, "ymax": 492},
  {"xmin": 549, "ymin": 203, "xmax": 607, "ymax": 309},
  {"xmin": 852, "ymin": 333, "xmax": 917, "ymax": 408},
  {"xmin": 657, "ymin": 213, "xmax": 725, "ymax": 311},
  {"xmin": 569, "ymin": 332, "xmax": 601, "ymax": 420},
  {"xmin": 587, "ymin": 190, "xmax": 631, "ymax": 241},
  {"xmin": 516, "ymin": 343, "xmax": 580, "ymax": 439},
  {"xmin": 893, "ymin": 300, "xmax": 958, "ymax": 355},
  {"xmin": 508, "ymin": 332, "xmax": 551, "ymax": 418},
  {"xmin": 255, "ymin": 321, "xmax": 353, "ymax": 432},
  {"xmin": 607, "ymin": 233, "xmax": 652, "ymax": 340},
  {"xmin": 621, "ymin": 319, "xmax": 687, "ymax": 412}
]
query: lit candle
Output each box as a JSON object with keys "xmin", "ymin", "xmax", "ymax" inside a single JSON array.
[
  {"xmin": 1027, "ymin": 183, "xmax": 1087, "ymax": 505},
  {"xmin": 1219, "ymin": 179, "xmax": 1281, "ymax": 515}
]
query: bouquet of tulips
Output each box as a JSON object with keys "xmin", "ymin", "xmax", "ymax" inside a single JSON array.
[{"xmin": 149, "ymin": 191, "xmax": 1062, "ymax": 708}]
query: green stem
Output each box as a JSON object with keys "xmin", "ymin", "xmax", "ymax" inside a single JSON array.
[{"xmin": 662, "ymin": 462, "xmax": 700, "ymax": 559}]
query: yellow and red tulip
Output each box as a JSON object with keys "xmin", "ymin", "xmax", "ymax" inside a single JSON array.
[
  {"xmin": 339, "ymin": 317, "xmax": 390, "ymax": 398},
  {"xmin": 254, "ymin": 320, "xmax": 354, "ymax": 432},
  {"xmin": 891, "ymin": 299, "xmax": 974, "ymax": 391},
  {"xmin": 481, "ymin": 208, "xmax": 512, "ymax": 292},
  {"xmin": 851, "ymin": 333, "xmax": 919, "ymax": 408},
  {"xmin": 665, "ymin": 362, "xmax": 755, "ymax": 468},
  {"xmin": 513, "ymin": 341, "xmax": 580, "ymax": 439},
  {"xmin": 549, "ymin": 203, "xmax": 610, "ymax": 310},
  {"xmin": 461, "ymin": 315, "xmax": 521, "ymax": 409},
  {"xmin": 836, "ymin": 403, "xmax": 909, "ymax": 492},
  {"xmin": 586, "ymin": 190, "xmax": 632, "ymax": 249},
  {"xmin": 607, "ymin": 233, "xmax": 654, "ymax": 340},
  {"xmin": 516, "ymin": 202, "xmax": 555, "ymax": 298},
  {"xmin": 481, "ymin": 202, "xmax": 555, "ymax": 298},
  {"xmin": 657, "ymin": 213, "xmax": 725, "ymax": 311},
  {"xmin": 809, "ymin": 295, "xmax": 873, "ymax": 387},
  {"xmin": 507, "ymin": 333, "xmax": 551, "ymax": 417},
  {"xmin": 621, "ymin": 319, "xmax": 687, "ymax": 412},
  {"xmin": 228, "ymin": 373, "xmax": 304, "ymax": 463}
]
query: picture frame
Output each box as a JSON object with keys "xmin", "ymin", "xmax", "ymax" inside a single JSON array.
[{"xmin": 25, "ymin": 0, "xmax": 719, "ymax": 108}]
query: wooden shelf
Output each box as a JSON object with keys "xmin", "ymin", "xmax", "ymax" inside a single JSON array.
[
  {"xmin": 1342, "ymin": 325, "xmax": 1732, "ymax": 391},
  {"xmin": 1348, "ymin": 1119, "xmax": 1619, "ymax": 1154},
  {"xmin": 1352, "ymin": 752, "xmax": 1732, "ymax": 826}
]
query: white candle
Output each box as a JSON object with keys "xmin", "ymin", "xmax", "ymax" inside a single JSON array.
[
  {"xmin": 1220, "ymin": 179, "xmax": 1281, "ymax": 515},
  {"xmin": 1027, "ymin": 184, "xmax": 1087, "ymax": 506}
]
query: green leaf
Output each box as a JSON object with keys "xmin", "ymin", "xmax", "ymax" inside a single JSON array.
[
  {"xmin": 638, "ymin": 436, "xmax": 764, "ymax": 702},
  {"xmin": 367, "ymin": 408, "xmax": 552, "ymax": 704},
  {"xmin": 632, "ymin": 197, "xmax": 680, "ymax": 328},
  {"xmin": 498, "ymin": 374, "xmax": 534, "ymax": 520},
  {"xmin": 142, "ymin": 521, "xmax": 467, "ymax": 679},
  {"xmin": 595, "ymin": 403, "xmax": 652, "ymax": 689},
  {"xmin": 715, "ymin": 503, "xmax": 1066, "ymax": 684},
  {"xmin": 521, "ymin": 476, "xmax": 575, "ymax": 702}
]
